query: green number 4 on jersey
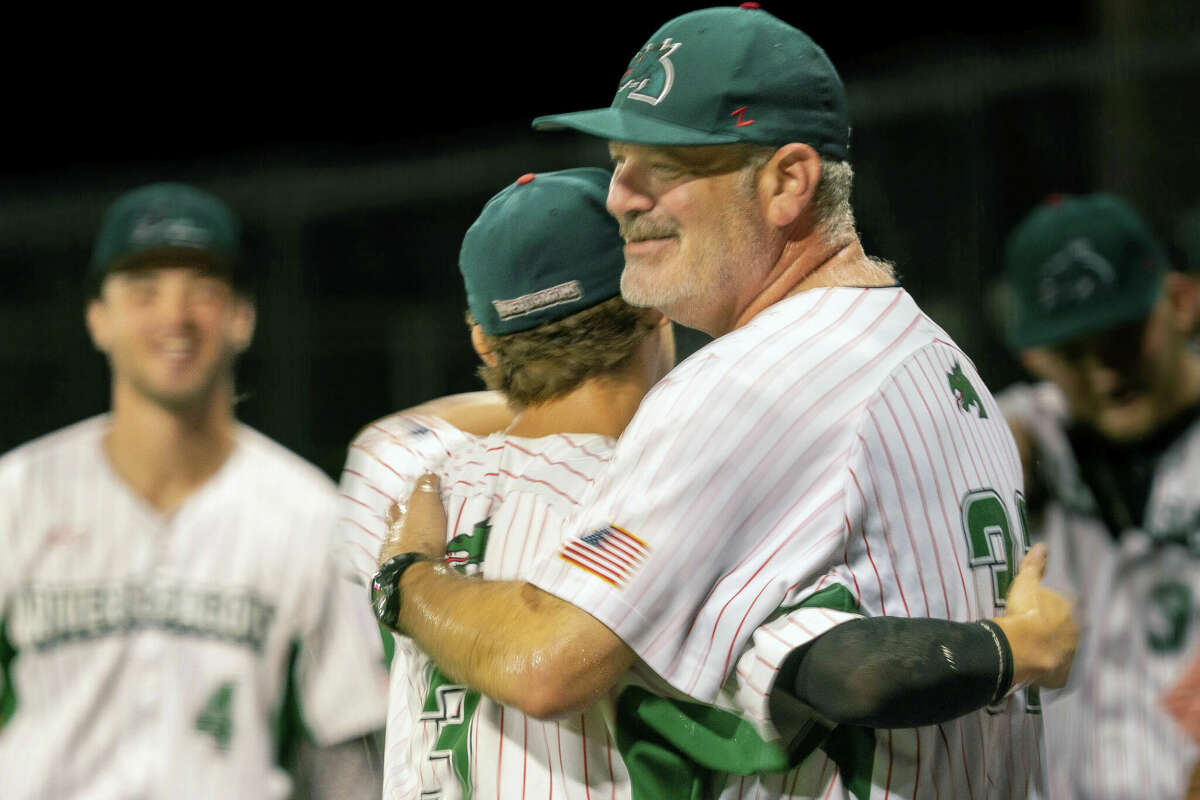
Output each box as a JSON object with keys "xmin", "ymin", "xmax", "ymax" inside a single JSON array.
[{"xmin": 196, "ymin": 681, "xmax": 235, "ymax": 750}]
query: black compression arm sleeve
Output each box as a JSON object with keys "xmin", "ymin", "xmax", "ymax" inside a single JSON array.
[{"xmin": 776, "ymin": 617, "xmax": 1013, "ymax": 729}]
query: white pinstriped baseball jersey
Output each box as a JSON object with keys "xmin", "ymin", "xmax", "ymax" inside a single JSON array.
[
  {"xmin": 531, "ymin": 286, "xmax": 1045, "ymax": 798},
  {"xmin": 341, "ymin": 413, "xmax": 671, "ymax": 800},
  {"xmin": 999, "ymin": 381, "xmax": 1200, "ymax": 800},
  {"xmin": 0, "ymin": 415, "xmax": 388, "ymax": 800}
]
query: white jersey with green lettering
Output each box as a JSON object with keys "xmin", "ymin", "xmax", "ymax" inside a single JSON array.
[
  {"xmin": 341, "ymin": 413, "xmax": 657, "ymax": 800},
  {"xmin": 530, "ymin": 287, "xmax": 1045, "ymax": 799},
  {"xmin": 999, "ymin": 381, "xmax": 1200, "ymax": 800},
  {"xmin": 343, "ymin": 413, "xmax": 817, "ymax": 800},
  {"xmin": 0, "ymin": 415, "xmax": 389, "ymax": 800}
]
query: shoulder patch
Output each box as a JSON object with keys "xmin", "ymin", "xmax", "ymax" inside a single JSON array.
[
  {"xmin": 560, "ymin": 525, "xmax": 649, "ymax": 588},
  {"xmin": 948, "ymin": 361, "xmax": 988, "ymax": 419}
]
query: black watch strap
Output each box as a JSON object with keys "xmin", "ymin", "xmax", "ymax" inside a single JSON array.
[{"xmin": 371, "ymin": 552, "xmax": 432, "ymax": 632}]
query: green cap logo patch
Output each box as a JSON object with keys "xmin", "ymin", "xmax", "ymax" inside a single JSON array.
[
  {"xmin": 1036, "ymin": 238, "xmax": 1117, "ymax": 312},
  {"xmin": 619, "ymin": 39, "xmax": 682, "ymax": 106},
  {"xmin": 948, "ymin": 362, "xmax": 988, "ymax": 419}
]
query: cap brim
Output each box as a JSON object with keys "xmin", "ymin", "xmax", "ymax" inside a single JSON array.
[
  {"xmin": 532, "ymin": 108, "xmax": 741, "ymax": 146},
  {"xmin": 1008, "ymin": 293, "xmax": 1158, "ymax": 350},
  {"xmin": 91, "ymin": 245, "xmax": 238, "ymax": 286}
]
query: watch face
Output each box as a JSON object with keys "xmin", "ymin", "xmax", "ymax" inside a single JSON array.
[
  {"xmin": 371, "ymin": 568, "xmax": 398, "ymax": 627},
  {"xmin": 371, "ymin": 553, "xmax": 426, "ymax": 632}
]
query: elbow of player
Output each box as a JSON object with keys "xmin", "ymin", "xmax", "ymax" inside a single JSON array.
[{"xmin": 510, "ymin": 663, "xmax": 599, "ymax": 720}]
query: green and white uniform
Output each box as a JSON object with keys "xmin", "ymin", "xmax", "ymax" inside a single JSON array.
[
  {"xmin": 342, "ymin": 413, "xmax": 811, "ymax": 799},
  {"xmin": 0, "ymin": 415, "xmax": 389, "ymax": 799},
  {"xmin": 1000, "ymin": 380, "xmax": 1200, "ymax": 800},
  {"xmin": 342, "ymin": 413, "xmax": 650, "ymax": 799},
  {"xmin": 531, "ymin": 287, "xmax": 1044, "ymax": 799}
]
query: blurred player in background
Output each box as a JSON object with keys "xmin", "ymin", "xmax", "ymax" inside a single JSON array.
[
  {"xmin": 998, "ymin": 192, "xmax": 1200, "ymax": 799},
  {"xmin": 0, "ymin": 183, "xmax": 388, "ymax": 799},
  {"xmin": 374, "ymin": 6, "xmax": 1077, "ymax": 799}
]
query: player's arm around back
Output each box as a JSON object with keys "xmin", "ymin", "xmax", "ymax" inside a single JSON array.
[
  {"xmin": 773, "ymin": 543, "xmax": 1077, "ymax": 727},
  {"xmin": 400, "ymin": 391, "xmax": 513, "ymax": 436},
  {"xmin": 384, "ymin": 476, "xmax": 635, "ymax": 719}
]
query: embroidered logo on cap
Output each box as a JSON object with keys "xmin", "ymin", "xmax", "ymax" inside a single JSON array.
[
  {"xmin": 130, "ymin": 211, "xmax": 213, "ymax": 249},
  {"xmin": 1036, "ymin": 238, "xmax": 1117, "ymax": 311},
  {"xmin": 492, "ymin": 280, "xmax": 584, "ymax": 321},
  {"xmin": 618, "ymin": 38, "xmax": 682, "ymax": 106}
]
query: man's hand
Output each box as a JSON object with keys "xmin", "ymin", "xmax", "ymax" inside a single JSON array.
[
  {"xmin": 378, "ymin": 474, "xmax": 447, "ymax": 566},
  {"xmin": 995, "ymin": 542, "xmax": 1078, "ymax": 690}
]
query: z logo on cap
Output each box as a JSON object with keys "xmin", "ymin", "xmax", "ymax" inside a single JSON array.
[{"xmin": 618, "ymin": 38, "xmax": 682, "ymax": 106}]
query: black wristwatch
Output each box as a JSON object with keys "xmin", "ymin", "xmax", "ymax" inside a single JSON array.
[{"xmin": 371, "ymin": 552, "xmax": 431, "ymax": 633}]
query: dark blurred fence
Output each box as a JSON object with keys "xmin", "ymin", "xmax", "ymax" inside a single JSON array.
[{"xmin": 2, "ymin": 14, "xmax": 1198, "ymax": 478}]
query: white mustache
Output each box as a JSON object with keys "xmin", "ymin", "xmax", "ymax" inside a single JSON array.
[{"xmin": 619, "ymin": 219, "xmax": 677, "ymax": 242}]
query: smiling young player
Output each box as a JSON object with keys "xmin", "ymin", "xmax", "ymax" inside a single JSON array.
[{"xmin": 0, "ymin": 183, "xmax": 387, "ymax": 799}]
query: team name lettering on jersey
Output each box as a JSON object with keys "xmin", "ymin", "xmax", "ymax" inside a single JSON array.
[{"xmin": 10, "ymin": 582, "xmax": 275, "ymax": 653}]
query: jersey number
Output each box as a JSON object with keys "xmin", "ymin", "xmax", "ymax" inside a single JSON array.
[
  {"xmin": 1149, "ymin": 580, "xmax": 1194, "ymax": 653},
  {"xmin": 196, "ymin": 682, "xmax": 235, "ymax": 750},
  {"xmin": 421, "ymin": 666, "xmax": 479, "ymax": 797},
  {"xmin": 961, "ymin": 489, "xmax": 1040, "ymax": 713}
]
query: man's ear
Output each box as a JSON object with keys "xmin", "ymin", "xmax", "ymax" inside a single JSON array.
[
  {"xmin": 1019, "ymin": 347, "xmax": 1057, "ymax": 381},
  {"xmin": 759, "ymin": 142, "xmax": 821, "ymax": 229},
  {"xmin": 641, "ymin": 307, "xmax": 671, "ymax": 330},
  {"xmin": 85, "ymin": 298, "xmax": 111, "ymax": 353},
  {"xmin": 470, "ymin": 324, "xmax": 499, "ymax": 367},
  {"xmin": 229, "ymin": 297, "xmax": 256, "ymax": 354},
  {"xmin": 1164, "ymin": 271, "xmax": 1200, "ymax": 336}
]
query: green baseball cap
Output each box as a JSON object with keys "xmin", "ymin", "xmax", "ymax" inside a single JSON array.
[
  {"xmin": 531, "ymin": 4, "xmax": 850, "ymax": 159},
  {"xmin": 460, "ymin": 168, "xmax": 624, "ymax": 336},
  {"xmin": 1003, "ymin": 193, "xmax": 1169, "ymax": 351},
  {"xmin": 89, "ymin": 182, "xmax": 241, "ymax": 291}
]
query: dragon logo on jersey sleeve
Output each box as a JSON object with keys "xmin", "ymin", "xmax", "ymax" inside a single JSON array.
[
  {"xmin": 444, "ymin": 518, "xmax": 491, "ymax": 575},
  {"xmin": 948, "ymin": 361, "xmax": 988, "ymax": 419}
]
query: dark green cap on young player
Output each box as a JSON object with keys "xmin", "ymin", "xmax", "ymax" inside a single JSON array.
[
  {"xmin": 89, "ymin": 182, "xmax": 241, "ymax": 291},
  {"xmin": 1003, "ymin": 193, "xmax": 1168, "ymax": 350},
  {"xmin": 460, "ymin": 168, "xmax": 624, "ymax": 336},
  {"xmin": 532, "ymin": 4, "xmax": 850, "ymax": 160}
]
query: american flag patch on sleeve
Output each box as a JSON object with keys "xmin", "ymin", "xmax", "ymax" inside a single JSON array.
[{"xmin": 560, "ymin": 525, "xmax": 649, "ymax": 588}]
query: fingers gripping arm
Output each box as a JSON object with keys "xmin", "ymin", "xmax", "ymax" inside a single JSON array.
[{"xmin": 775, "ymin": 543, "xmax": 1078, "ymax": 727}]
